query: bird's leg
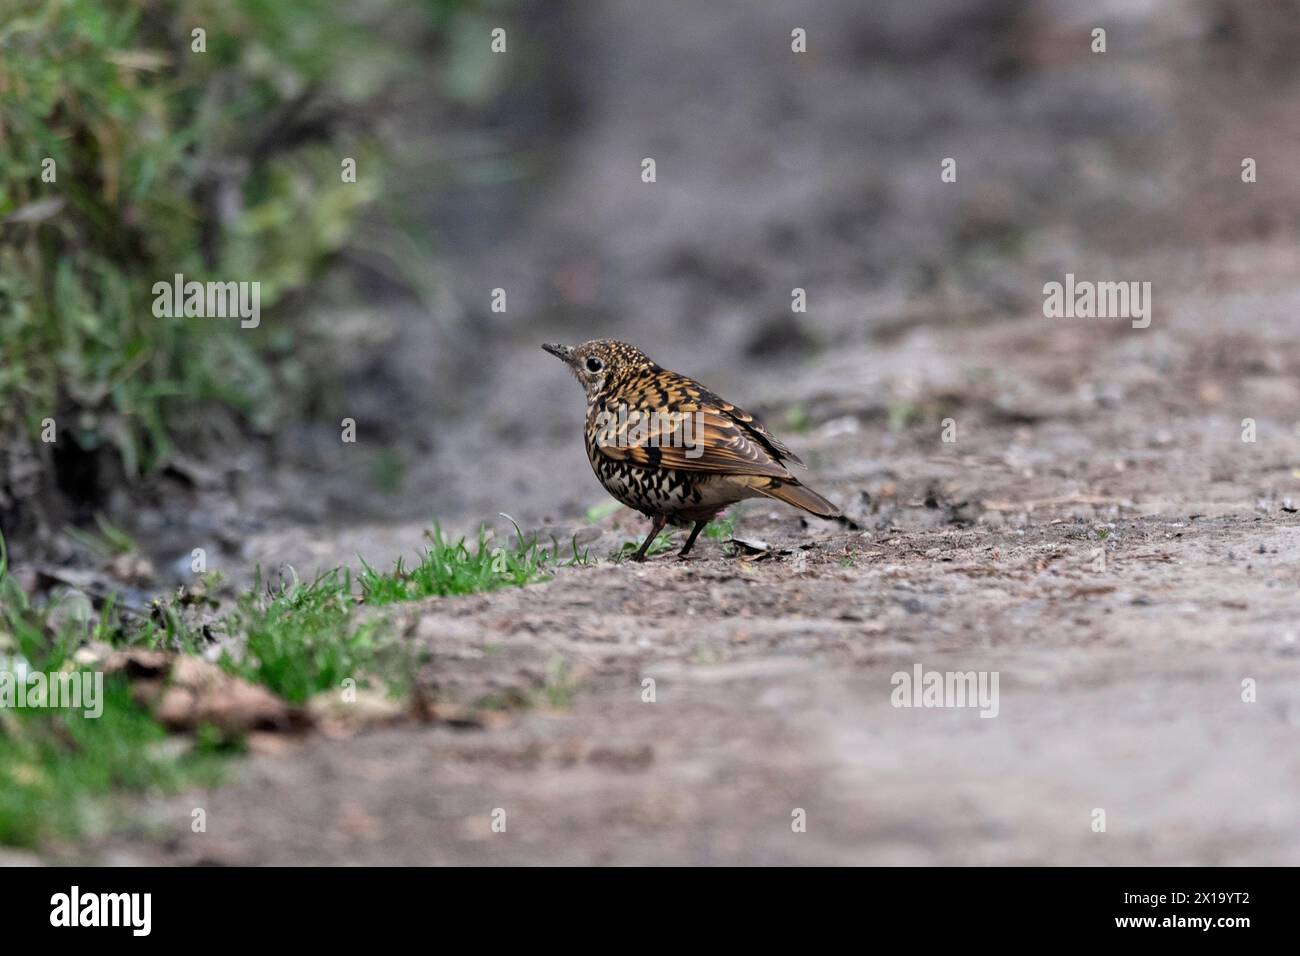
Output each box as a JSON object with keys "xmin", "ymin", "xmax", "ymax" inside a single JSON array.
[
  {"xmin": 677, "ymin": 519, "xmax": 708, "ymax": 558},
  {"xmin": 631, "ymin": 515, "xmax": 668, "ymax": 562}
]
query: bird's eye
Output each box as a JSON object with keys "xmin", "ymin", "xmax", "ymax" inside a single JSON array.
[{"xmin": 585, "ymin": 357, "xmax": 604, "ymax": 373}]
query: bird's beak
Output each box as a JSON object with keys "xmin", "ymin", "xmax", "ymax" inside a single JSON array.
[{"xmin": 542, "ymin": 342, "xmax": 574, "ymax": 364}]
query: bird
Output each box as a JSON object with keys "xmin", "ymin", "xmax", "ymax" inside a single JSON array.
[{"xmin": 542, "ymin": 339, "xmax": 841, "ymax": 561}]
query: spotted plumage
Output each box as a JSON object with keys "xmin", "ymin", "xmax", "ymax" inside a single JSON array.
[{"xmin": 543, "ymin": 339, "xmax": 841, "ymax": 560}]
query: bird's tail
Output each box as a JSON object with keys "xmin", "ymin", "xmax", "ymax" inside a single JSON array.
[{"xmin": 753, "ymin": 478, "xmax": 842, "ymax": 519}]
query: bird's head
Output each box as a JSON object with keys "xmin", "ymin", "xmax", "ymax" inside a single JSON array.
[{"xmin": 542, "ymin": 339, "xmax": 652, "ymax": 400}]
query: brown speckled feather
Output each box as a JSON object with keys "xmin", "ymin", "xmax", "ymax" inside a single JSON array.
[{"xmin": 542, "ymin": 338, "xmax": 840, "ymax": 560}]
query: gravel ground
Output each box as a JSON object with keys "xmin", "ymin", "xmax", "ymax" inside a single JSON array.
[{"xmin": 75, "ymin": 255, "xmax": 1300, "ymax": 865}]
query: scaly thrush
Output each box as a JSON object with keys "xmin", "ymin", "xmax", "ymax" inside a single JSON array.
[{"xmin": 543, "ymin": 339, "xmax": 841, "ymax": 560}]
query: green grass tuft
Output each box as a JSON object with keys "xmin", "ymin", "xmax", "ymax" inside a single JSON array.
[
  {"xmin": 705, "ymin": 515, "xmax": 736, "ymax": 542},
  {"xmin": 359, "ymin": 524, "xmax": 551, "ymax": 604},
  {"xmin": 224, "ymin": 568, "xmax": 378, "ymax": 706},
  {"xmin": 0, "ymin": 517, "xmax": 580, "ymax": 848},
  {"xmin": 614, "ymin": 528, "xmax": 674, "ymax": 561},
  {"xmin": 0, "ymin": 679, "xmax": 225, "ymax": 849},
  {"xmin": 63, "ymin": 515, "xmax": 138, "ymax": 558}
]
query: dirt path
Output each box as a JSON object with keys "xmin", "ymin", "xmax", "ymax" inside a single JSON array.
[
  {"xmin": 91, "ymin": 516, "xmax": 1300, "ymax": 865},
  {"xmin": 76, "ymin": 253, "xmax": 1300, "ymax": 865}
]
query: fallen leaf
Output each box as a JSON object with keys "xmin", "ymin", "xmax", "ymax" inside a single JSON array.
[{"xmin": 105, "ymin": 649, "xmax": 303, "ymax": 734}]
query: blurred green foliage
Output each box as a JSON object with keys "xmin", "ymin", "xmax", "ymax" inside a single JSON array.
[
  {"xmin": 0, "ymin": 531, "xmax": 225, "ymax": 846},
  {"xmin": 0, "ymin": 0, "xmax": 476, "ymax": 473}
]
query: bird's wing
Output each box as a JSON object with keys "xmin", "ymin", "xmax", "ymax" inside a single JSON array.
[
  {"xmin": 592, "ymin": 374, "xmax": 798, "ymax": 477},
  {"xmin": 698, "ymin": 389, "xmax": 805, "ymax": 467}
]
